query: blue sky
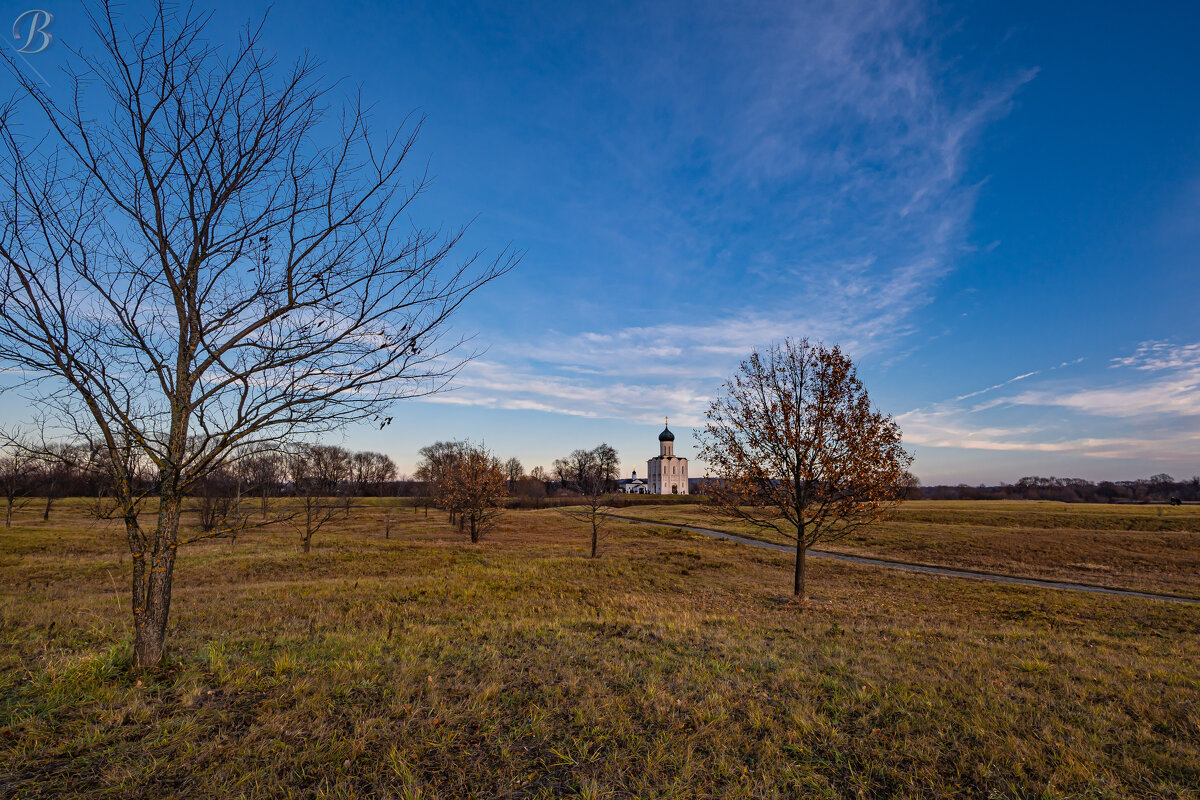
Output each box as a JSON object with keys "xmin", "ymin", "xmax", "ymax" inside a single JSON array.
[{"xmin": 4, "ymin": 0, "xmax": 1199, "ymax": 484}]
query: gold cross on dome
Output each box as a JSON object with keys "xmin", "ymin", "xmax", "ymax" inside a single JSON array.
[{"xmin": 664, "ymin": 416, "xmax": 668, "ymax": 426}]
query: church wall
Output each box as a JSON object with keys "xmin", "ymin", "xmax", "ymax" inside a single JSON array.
[
  {"xmin": 646, "ymin": 456, "xmax": 689, "ymax": 494},
  {"xmin": 647, "ymin": 423, "xmax": 688, "ymax": 494}
]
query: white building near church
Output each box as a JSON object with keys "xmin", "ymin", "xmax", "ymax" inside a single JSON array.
[
  {"xmin": 647, "ymin": 418, "xmax": 688, "ymax": 494},
  {"xmin": 620, "ymin": 470, "xmax": 649, "ymax": 494}
]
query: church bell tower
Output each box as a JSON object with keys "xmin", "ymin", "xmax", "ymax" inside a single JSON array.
[{"xmin": 659, "ymin": 416, "xmax": 674, "ymax": 457}]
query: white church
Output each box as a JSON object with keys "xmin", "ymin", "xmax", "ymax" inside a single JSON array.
[{"xmin": 621, "ymin": 418, "xmax": 689, "ymax": 494}]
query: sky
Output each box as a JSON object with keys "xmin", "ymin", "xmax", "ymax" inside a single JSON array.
[{"xmin": 3, "ymin": 0, "xmax": 1199, "ymax": 484}]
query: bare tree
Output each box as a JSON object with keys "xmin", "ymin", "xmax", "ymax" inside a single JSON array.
[
  {"xmin": 237, "ymin": 446, "xmax": 285, "ymax": 518},
  {"xmin": 303, "ymin": 444, "xmax": 353, "ymax": 512},
  {"xmin": 32, "ymin": 441, "xmax": 83, "ymax": 522},
  {"xmin": 554, "ymin": 447, "xmax": 605, "ymax": 494},
  {"xmin": 698, "ymin": 339, "xmax": 913, "ymax": 600},
  {"xmin": 193, "ymin": 464, "xmax": 245, "ymax": 537},
  {"xmin": 593, "ymin": 443, "xmax": 620, "ymax": 492},
  {"xmin": 416, "ymin": 440, "xmax": 468, "ymax": 526},
  {"xmin": 287, "ymin": 445, "xmax": 344, "ymax": 554},
  {"xmin": 503, "ymin": 457, "xmax": 523, "ymax": 491},
  {"xmin": 0, "ymin": 4, "xmax": 513, "ymax": 667},
  {"xmin": 316, "ymin": 446, "xmax": 348, "ymax": 489},
  {"xmin": 557, "ymin": 445, "xmax": 618, "ymax": 558},
  {"xmin": 0, "ymin": 446, "xmax": 33, "ymax": 527},
  {"xmin": 382, "ymin": 502, "xmax": 395, "ymax": 539},
  {"xmin": 352, "ymin": 450, "xmax": 397, "ymax": 496}
]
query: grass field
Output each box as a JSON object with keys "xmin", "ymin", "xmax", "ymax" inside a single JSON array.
[
  {"xmin": 1, "ymin": 499, "xmax": 1198, "ymax": 799},
  {"xmin": 619, "ymin": 501, "xmax": 1200, "ymax": 599}
]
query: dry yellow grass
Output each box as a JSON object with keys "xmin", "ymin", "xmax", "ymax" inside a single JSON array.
[
  {"xmin": 623, "ymin": 500, "xmax": 1200, "ymax": 598},
  {"xmin": 1, "ymin": 499, "xmax": 1198, "ymax": 799}
]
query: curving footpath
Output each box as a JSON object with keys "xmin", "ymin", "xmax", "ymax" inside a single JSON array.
[{"xmin": 610, "ymin": 513, "xmax": 1200, "ymax": 606}]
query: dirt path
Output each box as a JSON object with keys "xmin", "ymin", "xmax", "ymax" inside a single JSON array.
[{"xmin": 610, "ymin": 514, "xmax": 1200, "ymax": 605}]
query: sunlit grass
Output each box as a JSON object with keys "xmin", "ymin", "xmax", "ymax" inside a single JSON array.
[
  {"xmin": 618, "ymin": 501, "xmax": 1200, "ymax": 597},
  {"xmin": 1, "ymin": 499, "xmax": 1197, "ymax": 798}
]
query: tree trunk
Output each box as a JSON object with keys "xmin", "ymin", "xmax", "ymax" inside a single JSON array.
[
  {"xmin": 132, "ymin": 494, "xmax": 181, "ymax": 669},
  {"xmin": 301, "ymin": 500, "xmax": 314, "ymax": 553},
  {"xmin": 129, "ymin": 527, "xmax": 148, "ymax": 660},
  {"xmin": 469, "ymin": 515, "xmax": 479, "ymax": 543},
  {"xmin": 43, "ymin": 493, "xmax": 54, "ymax": 521},
  {"xmin": 590, "ymin": 521, "xmax": 598, "ymax": 559},
  {"xmin": 794, "ymin": 528, "xmax": 806, "ymax": 600},
  {"xmin": 5, "ymin": 498, "xmax": 11, "ymax": 527}
]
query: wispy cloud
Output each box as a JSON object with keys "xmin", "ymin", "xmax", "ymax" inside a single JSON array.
[
  {"xmin": 953, "ymin": 370, "xmax": 1043, "ymax": 402},
  {"xmin": 1110, "ymin": 340, "xmax": 1200, "ymax": 371},
  {"xmin": 427, "ymin": 360, "xmax": 713, "ymax": 426},
  {"xmin": 898, "ymin": 341, "xmax": 1200, "ymax": 471},
  {"xmin": 1001, "ymin": 343, "xmax": 1200, "ymax": 420},
  {"xmin": 452, "ymin": 0, "xmax": 1034, "ymax": 422}
]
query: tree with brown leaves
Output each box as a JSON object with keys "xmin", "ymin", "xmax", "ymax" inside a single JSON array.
[
  {"xmin": 442, "ymin": 443, "xmax": 507, "ymax": 544},
  {"xmin": 698, "ymin": 338, "xmax": 913, "ymax": 600}
]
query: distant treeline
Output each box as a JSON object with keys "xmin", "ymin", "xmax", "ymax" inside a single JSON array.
[
  {"xmin": 0, "ymin": 440, "xmax": 709, "ymax": 514},
  {"xmin": 6, "ymin": 442, "xmax": 1196, "ymax": 509},
  {"xmin": 915, "ymin": 474, "xmax": 1200, "ymax": 503}
]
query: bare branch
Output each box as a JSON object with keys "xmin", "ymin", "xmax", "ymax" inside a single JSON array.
[{"xmin": 0, "ymin": 1, "xmax": 513, "ymax": 667}]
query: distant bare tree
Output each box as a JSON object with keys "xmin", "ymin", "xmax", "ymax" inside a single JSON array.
[
  {"xmin": 287, "ymin": 445, "xmax": 344, "ymax": 554},
  {"xmin": 303, "ymin": 444, "xmax": 354, "ymax": 516},
  {"xmin": 193, "ymin": 465, "xmax": 245, "ymax": 538},
  {"xmin": 237, "ymin": 447, "xmax": 285, "ymax": 518},
  {"xmin": 0, "ymin": 446, "xmax": 33, "ymax": 527},
  {"xmin": 352, "ymin": 451, "xmax": 397, "ymax": 496},
  {"xmin": 416, "ymin": 440, "xmax": 468, "ymax": 525},
  {"xmin": 0, "ymin": 4, "xmax": 513, "ymax": 666},
  {"xmin": 593, "ymin": 443, "xmax": 620, "ymax": 492},
  {"xmin": 302, "ymin": 445, "xmax": 352, "ymax": 494},
  {"xmin": 699, "ymin": 339, "xmax": 913, "ymax": 600},
  {"xmin": 557, "ymin": 444, "xmax": 618, "ymax": 558},
  {"xmin": 554, "ymin": 448, "xmax": 605, "ymax": 494},
  {"xmin": 32, "ymin": 442, "xmax": 83, "ymax": 522},
  {"xmin": 382, "ymin": 502, "xmax": 395, "ymax": 539},
  {"xmin": 503, "ymin": 457, "xmax": 524, "ymax": 491}
]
